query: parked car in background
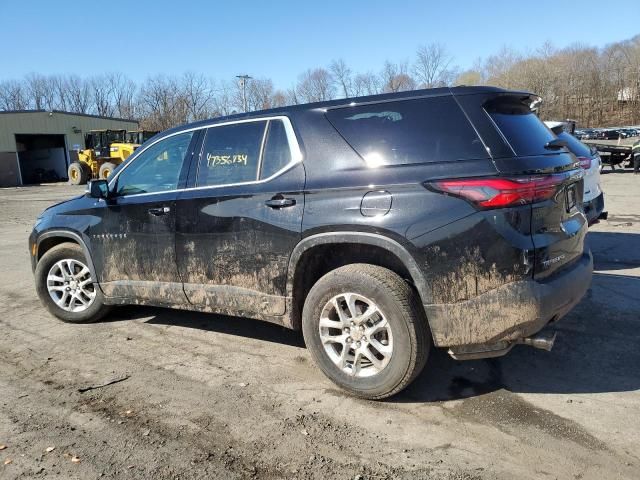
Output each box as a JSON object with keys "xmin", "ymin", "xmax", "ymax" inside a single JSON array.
[
  {"xmin": 30, "ymin": 87, "xmax": 593, "ymax": 399},
  {"xmin": 599, "ymin": 129, "xmax": 626, "ymax": 140},
  {"xmin": 546, "ymin": 121, "xmax": 605, "ymax": 225},
  {"xmin": 576, "ymin": 129, "xmax": 597, "ymax": 140}
]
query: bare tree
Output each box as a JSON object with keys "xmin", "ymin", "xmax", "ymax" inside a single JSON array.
[
  {"xmin": 271, "ymin": 89, "xmax": 289, "ymax": 108},
  {"xmin": 483, "ymin": 46, "xmax": 521, "ymax": 86},
  {"xmin": 352, "ymin": 72, "xmax": 382, "ymax": 96},
  {"xmin": 0, "ymin": 80, "xmax": 28, "ymax": 110},
  {"xmin": 2, "ymin": 33, "xmax": 640, "ymax": 128},
  {"xmin": 210, "ymin": 80, "xmax": 235, "ymax": 117},
  {"xmin": 381, "ymin": 61, "xmax": 416, "ymax": 93},
  {"xmin": 90, "ymin": 75, "xmax": 115, "ymax": 117},
  {"xmin": 66, "ymin": 75, "xmax": 91, "ymax": 114},
  {"xmin": 181, "ymin": 71, "xmax": 213, "ymax": 121},
  {"xmin": 245, "ymin": 77, "xmax": 276, "ymax": 111},
  {"xmin": 24, "ymin": 73, "xmax": 51, "ymax": 109},
  {"xmin": 296, "ymin": 68, "xmax": 335, "ymax": 103},
  {"xmin": 284, "ymin": 86, "xmax": 299, "ymax": 106},
  {"xmin": 51, "ymin": 75, "xmax": 69, "ymax": 111},
  {"xmin": 454, "ymin": 70, "xmax": 483, "ymax": 86},
  {"xmin": 330, "ymin": 59, "xmax": 353, "ymax": 98},
  {"xmin": 103, "ymin": 73, "xmax": 137, "ymax": 119},
  {"xmin": 414, "ymin": 43, "xmax": 454, "ymax": 88},
  {"xmin": 138, "ymin": 75, "xmax": 187, "ymax": 130}
]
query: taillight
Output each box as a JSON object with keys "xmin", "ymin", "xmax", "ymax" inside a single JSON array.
[
  {"xmin": 577, "ymin": 156, "xmax": 591, "ymax": 169},
  {"xmin": 426, "ymin": 174, "xmax": 568, "ymax": 209}
]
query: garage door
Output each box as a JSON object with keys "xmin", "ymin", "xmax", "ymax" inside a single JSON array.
[{"xmin": 15, "ymin": 134, "xmax": 68, "ymax": 184}]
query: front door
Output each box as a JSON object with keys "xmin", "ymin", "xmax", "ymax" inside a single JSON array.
[
  {"xmin": 89, "ymin": 131, "xmax": 197, "ymax": 304},
  {"xmin": 175, "ymin": 118, "xmax": 305, "ymax": 317}
]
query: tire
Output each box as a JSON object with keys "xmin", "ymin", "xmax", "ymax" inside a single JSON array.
[
  {"xmin": 99, "ymin": 162, "xmax": 117, "ymax": 180},
  {"xmin": 68, "ymin": 162, "xmax": 89, "ymax": 185},
  {"xmin": 302, "ymin": 264, "xmax": 430, "ymax": 399},
  {"xmin": 35, "ymin": 242, "xmax": 110, "ymax": 323}
]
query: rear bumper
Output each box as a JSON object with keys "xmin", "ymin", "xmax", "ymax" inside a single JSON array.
[
  {"xmin": 423, "ymin": 251, "xmax": 593, "ymax": 355},
  {"xmin": 583, "ymin": 193, "xmax": 605, "ymax": 225}
]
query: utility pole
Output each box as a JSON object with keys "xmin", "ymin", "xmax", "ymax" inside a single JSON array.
[{"xmin": 236, "ymin": 74, "xmax": 252, "ymax": 113}]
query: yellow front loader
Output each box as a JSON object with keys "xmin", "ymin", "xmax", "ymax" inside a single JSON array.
[{"xmin": 68, "ymin": 130, "xmax": 140, "ymax": 185}]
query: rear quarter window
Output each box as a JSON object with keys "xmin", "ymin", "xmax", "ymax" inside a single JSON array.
[
  {"xmin": 325, "ymin": 96, "xmax": 488, "ymax": 166},
  {"xmin": 260, "ymin": 120, "xmax": 293, "ymax": 179}
]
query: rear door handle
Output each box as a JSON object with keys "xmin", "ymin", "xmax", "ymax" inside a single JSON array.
[
  {"xmin": 148, "ymin": 206, "xmax": 171, "ymax": 216},
  {"xmin": 265, "ymin": 197, "xmax": 296, "ymax": 208}
]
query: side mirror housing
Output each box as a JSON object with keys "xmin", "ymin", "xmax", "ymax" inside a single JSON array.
[{"xmin": 87, "ymin": 179, "xmax": 110, "ymax": 199}]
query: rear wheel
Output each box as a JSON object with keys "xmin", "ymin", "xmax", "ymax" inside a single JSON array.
[
  {"xmin": 68, "ymin": 162, "xmax": 89, "ymax": 185},
  {"xmin": 99, "ymin": 162, "xmax": 117, "ymax": 180},
  {"xmin": 302, "ymin": 264, "xmax": 430, "ymax": 399},
  {"xmin": 35, "ymin": 243, "xmax": 110, "ymax": 323}
]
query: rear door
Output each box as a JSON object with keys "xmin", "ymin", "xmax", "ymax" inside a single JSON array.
[
  {"xmin": 463, "ymin": 93, "xmax": 588, "ymax": 279},
  {"xmin": 175, "ymin": 117, "xmax": 305, "ymax": 317}
]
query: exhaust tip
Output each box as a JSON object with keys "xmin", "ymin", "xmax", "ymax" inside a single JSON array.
[{"xmin": 518, "ymin": 332, "xmax": 557, "ymax": 351}]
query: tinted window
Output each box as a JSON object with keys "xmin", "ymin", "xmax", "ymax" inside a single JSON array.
[
  {"xmin": 197, "ymin": 121, "xmax": 266, "ymax": 187},
  {"xmin": 260, "ymin": 120, "xmax": 292, "ymax": 179},
  {"xmin": 486, "ymin": 98, "xmax": 556, "ymax": 156},
  {"xmin": 558, "ymin": 131, "xmax": 591, "ymax": 158},
  {"xmin": 325, "ymin": 96, "xmax": 488, "ymax": 166},
  {"xmin": 115, "ymin": 132, "xmax": 193, "ymax": 196}
]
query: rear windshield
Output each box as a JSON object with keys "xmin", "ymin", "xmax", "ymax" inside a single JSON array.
[
  {"xmin": 325, "ymin": 96, "xmax": 488, "ymax": 166},
  {"xmin": 557, "ymin": 131, "xmax": 591, "ymax": 158},
  {"xmin": 485, "ymin": 97, "xmax": 556, "ymax": 156}
]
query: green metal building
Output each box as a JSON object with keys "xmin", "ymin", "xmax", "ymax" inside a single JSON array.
[{"xmin": 0, "ymin": 110, "xmax": 138, "ymax": 187}]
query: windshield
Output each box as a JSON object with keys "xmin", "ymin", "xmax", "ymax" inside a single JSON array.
[
  {"xmin": 125, "ymin": 132, "xmax": 139, "ymax": 144},
  {"xmin": 106, "ymin": 131, "xmax": 125, "ymax": 144}
]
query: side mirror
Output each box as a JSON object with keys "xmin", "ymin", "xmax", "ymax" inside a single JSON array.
[{"xmin": 87, "ymin": 179, "xmax": 110, "ymax": 199}]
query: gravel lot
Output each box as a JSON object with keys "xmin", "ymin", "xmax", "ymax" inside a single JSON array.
[{"xmin": 1, "ymin": 169, "xmax": 639, "ymax": 479}]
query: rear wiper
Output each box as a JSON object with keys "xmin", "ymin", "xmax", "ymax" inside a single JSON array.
[{"xmin": 544, "ymin": 138, "xmax": 568, "ymax": 150}]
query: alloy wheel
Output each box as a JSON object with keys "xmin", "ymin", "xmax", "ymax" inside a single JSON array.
[
  {"xmin": 318, "ymin": 293, "xmax": 393, "ymax": 378},
  {"xmin": 46, "ymin": 259, "xmax": 96, "ymax": 313}
]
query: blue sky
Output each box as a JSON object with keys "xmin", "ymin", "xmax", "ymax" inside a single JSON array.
[{"xmin": 1, "ymin": 0, "xmax": 638, "ymax": 89}]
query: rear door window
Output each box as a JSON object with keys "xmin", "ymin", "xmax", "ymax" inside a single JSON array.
[
  {"xmin": 485, "ymin": 97, "xmax": 556, "ymax": 157},
  {"xmin": 196, "ymin": 121, "xmax": 267, "ymax": 187},
  {"xmin": 325, "ymin": 96, "xmax": 488, "ymax": 166}
]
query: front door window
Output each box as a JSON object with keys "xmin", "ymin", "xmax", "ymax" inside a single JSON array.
[{"xmin": 115, "ymin": 132, "xmax": 194, "ymax": 196}]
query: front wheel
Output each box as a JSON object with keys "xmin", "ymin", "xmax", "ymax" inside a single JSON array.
[
  {"xmin": 302, "ymin": 264, "xmax": 430, "ymax": 399},
  {"xmin": 35, "ymin": 242, "xmax": 110, "ymax": 323}
]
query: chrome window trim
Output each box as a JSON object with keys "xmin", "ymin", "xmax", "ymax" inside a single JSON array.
[{"xmin": 108, "ymin": 115, "xmax": 303, "ymax": 198}]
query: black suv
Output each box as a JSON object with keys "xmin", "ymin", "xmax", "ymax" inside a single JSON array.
[{"xmin": 30, "ymin": 87, "xmax": 593, "ymax": 399}]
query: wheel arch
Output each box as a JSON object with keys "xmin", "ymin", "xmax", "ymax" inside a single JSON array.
[
  {"xmin": 286, "ymin": 232, "xmax": 432, "ymax": 331},
  {"xmin": 37, "ymin": 230, "xmax": 98, "ymax": 282}
]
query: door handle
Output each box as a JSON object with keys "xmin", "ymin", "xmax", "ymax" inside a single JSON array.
[
  {"xmin": 265, "ymin": 197, "xmax": 296, "ymax": 208},
  {"xmin": 148, "ymin": 206, "xmax": 171, "ymax": 216}
]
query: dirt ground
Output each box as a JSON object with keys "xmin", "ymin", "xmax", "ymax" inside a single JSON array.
[{"xmin": 1, "ymin": 169, "xmax": 639, "ymax": 480}]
